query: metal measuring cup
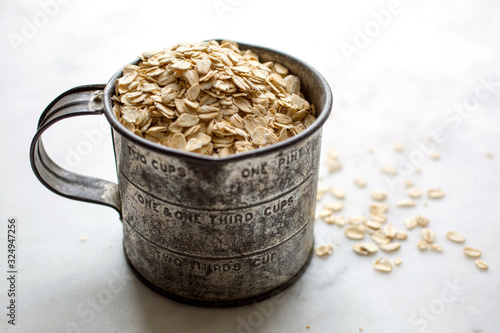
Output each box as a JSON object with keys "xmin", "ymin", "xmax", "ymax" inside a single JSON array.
[{"xmin": 30, "ymin": 41, "xmax": 332, "ymax": 307}]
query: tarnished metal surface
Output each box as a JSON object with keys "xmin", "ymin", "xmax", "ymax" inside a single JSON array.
[{"xmin": 114, "ymin": 127, "xmax": 321, "ymax": 304}]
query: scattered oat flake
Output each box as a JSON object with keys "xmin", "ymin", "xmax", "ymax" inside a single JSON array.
[
  {"xmin": 394, "ymin": 142, "xmax": 404, "ymax": 152},
  {"xmin": 319, "ymin": 208, "xmax": 334, "ymax": 219},
  {"xmin": 370, "ymin": 213, "xmax": 387, "ymax": 223},
  {"xmin": 486, "ymin": 152, "xmax": 494, "ymax": 159},
  {"xmin": 345, "ymin": 225, "xmax": 366, "ymax": 240},
  {"xmin": 421, "ymin": 228, "xmax": 435, "ymax": 243},
  {"xmin": 349, "ymin": 215, "xmax": 367, "ymax": 225},
  {"xmin": 382, "ymin": 224, "xmax": 397, "ymax": 239},
  {"xmin": 380, "ymin": 242, "xmax": 401, "ymax": 252},
  {"xmin": 374, "ymin": 257, "xmax": 393, "ymax": 272},
  {"xmin": 415, "ymin": 215, "xmax": 429, "ymax": 227},
  {"xmin": 397, "ymin": 199, "xmax": 416, "ymax": 207},
  {"xmin": 396, "ymin": 231, "xmax": 408, "ymax": 240},
  {"xmin": 381, "ymin": 165, "xmax": 397, "ymax": 176},
  {"xmin": 327, "ymin": 159, "xmax": 343, "ymax": 173},
  {"xmin": 463, "ymin": 246, "xmax": 481, "ymax": 258},
  {"xmin": 417, "ymin": 241, "xmax": 429, "ymax": 251},
  {"xmin": 429, "ymin": 151, "xmax": 441, "ymax": 160},
  {"xmin": 354, "ymin": 177, "xmax": 367, "ymax": 188},
  {"xmin": 394, "ymin": 258, "xmax": 403, "ymax": 266},
  {"xmin": 405, "ymin": 218, "xmax": 418, "ymax": 230},
  {"xmin": 366, "ymin": 220, "xmax": 382, "ymax": 231},
  {"xmin": 331, "ymin": 187, "xmax": 346, "ymax": 199},
  {"xmin": 371, "ymin": 189, "xmax": 387, "ymax": 201},
  {"xmin": 371, "ymin": 231, "xmax": 391, "ymax": 245},
  {"xmin": 446, "ymin": 231, "xmax": 465, "ymax": 243},
  {"xmin": 370, "ymin": 203, "xmax": 388, "ymax": 214},
  {"xmin": 80, "ymin": 236, "xmax": 87, "ymax": 241},
  {"xmin": 353, "ymin": 243, "xmax": 378, "ymax": 256},
  {"xmin": 315, "ymin": 245, "xmax": 333, "ymax": 257},
  {"xmin": 475, "ymin": 259, "xmax": 488, "ymax": 270},
  {"xmin": 408, "ymin": 187, "xmax": 422, "ymax": 199},
  {"xmin": 316, "ymin": 187, "xmax": 328, "ymax": 201},
  {"xmin": 327, "ymin": 201, "xmax": 344, "ymax": 213},
  {"xmin": 405, "ymin": 180, "xmax": 414, "ymax": 188},
  {"xmin": 427, "ymin": 189, "xmax": 445, "ymax": 199},
  {"xmin": 326, "ymin": 215, "xmax": 346, "ymax": 227},
  {"xmin": 430, "ymin": 244, "xmax": 443, "ymax": 252}
]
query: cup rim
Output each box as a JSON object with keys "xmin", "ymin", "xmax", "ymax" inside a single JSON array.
[{"xmin": 102, "ymin": 40, "xmax": 332, "ymax": 163}]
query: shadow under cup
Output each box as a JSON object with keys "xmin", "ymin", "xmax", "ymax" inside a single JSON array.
[{"xmin": 30, "ymin": 41, "xmax": 332, "ymax": 307}]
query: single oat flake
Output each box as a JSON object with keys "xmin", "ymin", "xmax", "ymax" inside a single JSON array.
[
  {"xmin": 331, "ymin": 187, "xmax": 346, "ymax": 199},
  {"xmin": 371, "ymin": 189, "xmax": 387, "ymax": 201},
  {"xmin": 315, "ymin": 245, "xmax": 333, "ymax": 257},
  {"xmin": 408, "ymin": 187, "xmax": 422, "ymax": 199},
  {"xmin": 112, "ymin": 40, "xmax": 316, "ymax": 157},
  {"xmin": 475, "ymin": 259, "xmax": 488, "ymax": 270},
  {"xmin": 381, "ymin": 165, "xmax": 397, "ymax": 176},
  {"xmin": 415, "ymin": 215, "xmax": 429, "ymax": 227},
  {"xmin": 427, "ymin": 189, "xmax": 446, "ymax": 199},
  {"xmin": 354, "ymin": 177, "xmax": 367, "ymax": 188},
  {"xmin": 394, "ymin": 142, "xmax": 404, "ymax": 152},
  {"xmin": 380, "ymin": 242, "xmax": 401, "ymax": 252},
  {"xmin": 353, "ymin": 243, "xmax": 378, "ymax": 256},
  {"xmin": 421, "ymin": 228, "xmax": 435, "ymax": 243},
  {"xmin": 463, "ymin": 246, "xmax": 482, "ymax": 258},
  {"xmin": 430, "ymin": 244, "xmax": 443, "ymax": 252},
  {"xmin": 345, "ymin": 225, "xmax": 366, "ymax": 240},
  {"xmin": 397, "ymin": 199, "xmax": 416, "ymax": 208},
  {"xmin": 446, "ymin": 231, "xmax": 465, "ymax": 243},
  {"xmin": 374, "ymin": 257, "xmax": 393, "ymax": 272},
  {"xmin": 417, "ymin": 241, "xmax": 429, "ymax": 251},
  {"xmin": 394, "ymin": 258, "xmax": 403, "ymax": 266}
]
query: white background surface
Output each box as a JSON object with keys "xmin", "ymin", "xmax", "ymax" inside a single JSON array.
[{"xmin": 1, "ymin": 0, "xmax": 499, "ymax": 332}]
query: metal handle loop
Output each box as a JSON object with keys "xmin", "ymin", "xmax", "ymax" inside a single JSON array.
[{"xmin": 30, "ymin": 84, "xmax": 121, "ymax": 213}]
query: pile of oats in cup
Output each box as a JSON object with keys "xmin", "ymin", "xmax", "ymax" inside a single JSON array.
[{"xmin": 112, "ymin": 40, "xmax": 316, "ymax": 157}]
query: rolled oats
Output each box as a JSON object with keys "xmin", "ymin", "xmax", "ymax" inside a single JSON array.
[
  {"xmin": 381, "ymin": 165, "xmax": 397, "ymax": 176},
  {"xmin": 374, "ymin": 257, "xmax": 393, "ymax": 272},
  {"xmin": 345, "ymin": 225, "xmax": 366, "ymax": 240},
  {"xmin": 415, "ymin": 215, "xmax": 429, "ymax": 227},
  {"xmin": 371, "ymin": 189, "xmax": 387, "ymax": 201},
  {"xmin": 408, "ymin": 187, "xmax": 422, "ymax": 199},
  {"xmin": 427, "ymin": 189, "xmax": 445, "ymax": 199},
  {"xmin": 354, "ymin": 177, "xmax": 367, "ymax": 188},
  {"xmin": 475, "ymin": 259, "xmax": 488, "ymax": 270},
  {"xmin": 394, "ymin": 142, "xmax": 404, "ymax": 152},
  {"xmin": 421, "ymin": 228, "xmax": 435, "ymax": 243},
  {"xmin": 463, "ymin": 246, "xmax": 481, "ymax": 258},
  {"xmin": 113, "ymin": 40, "xmax": 316, "ymax": 157},
  {"xmin": 430, "ymin": 244, "xmax": 443, "ymax": 252},
  {"xmin": 315, "ymin": 245, "xmax": 333, "ymax": 257},
  {"xmin": 446, "ymin": 231, "xmax": 465, "ymax": 243},
  {"xmin": 417, "ymin": 241, "xmax": 429, "ymax": 251},
  {"xmin": 331, "ymin": 187, "xmax": 346, "ymax": 199},
  {"xmin": 353, "ymin": 243, "xmax": 378, "ymax": 256},
  {"xmin": 397, "ymin": 199, "xmax": 416, "ymax": 207},
  {"xmin": 380, "ymin": 242, "xmax": 401, "ymax": 252}
]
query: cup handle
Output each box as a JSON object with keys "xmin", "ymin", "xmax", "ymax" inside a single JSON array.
[{"xmin": 30, "ymin": 84, "xmax": 121, "ymax": 213}]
